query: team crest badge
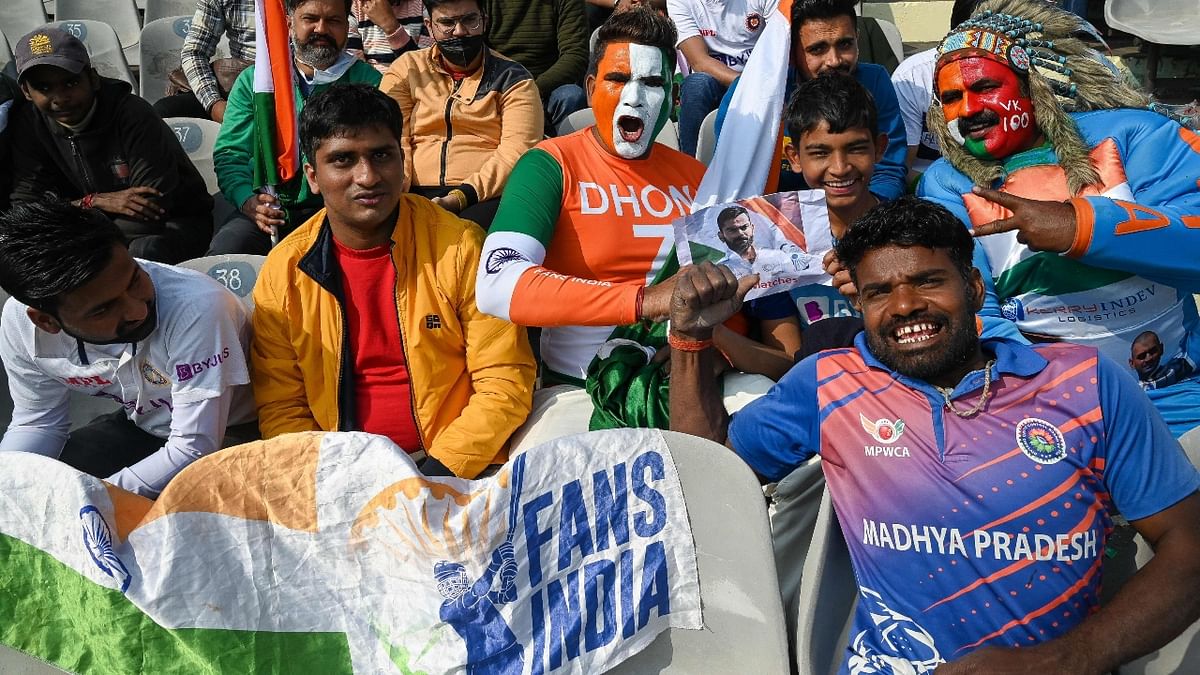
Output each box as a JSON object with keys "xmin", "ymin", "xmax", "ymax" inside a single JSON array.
[
  {"xmin": 1016, "ymin": 418, "xmax": 1067, "ymax": 464},
  {"xmin": 745, "ymin": 12, "xmax": 763, "ymax": 32},
  {"xmin": 860, "ymin": 414, "xmax": 906, "ymax": 444},
  {"xmin": 140, "ymin": 360, "xmax": 168, "ymax": 386}
]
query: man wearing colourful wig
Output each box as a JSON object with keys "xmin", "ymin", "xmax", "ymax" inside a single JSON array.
[{"xmin": 917, "ymin": 0, "xmax": 1200, "ymax": 438}]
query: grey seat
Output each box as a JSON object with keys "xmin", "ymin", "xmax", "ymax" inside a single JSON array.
[
  {"xmin": 1106, "ymin": 0, "xmax": 1200, "ymax": 92},
  {"xmin": 0, "ymin": 27, "xmax": 14, "ymax": 79},
  {"xmin": 611, "ymin": 430, "xmax": 790, "ymax": 674},
  {"xmin": 144, "ymin": 0, "xmax": 200, "ymax": 26},
  {"xmin": 139, "ymin": 16, "xmax": 191, "ymax": 102},
  {"xmin": 164, "ymin": 116, "xmax": 221, "ymax": 194},
  {"xmin": 177, "ymin": 254, "xmax": 266, "ymax": 309},
  {"xmin": 555, "ymin": 108, "xmax": 682, "ymax": 152},
  {"xmin": 0, "ymin": 0, "xmax": 49, "ymax": 49},
  {"xmin": 53, "ymin": 0, "xmax": 142, "ymax": 67},
  {"xmin": 695, "ymin": 108, "xmax": 719, "ymax": 165},
  {"xmin": 46, "ymin": 20, "xmax": 136, "ymax": 87},
  {"xmin": 794, "ymin": 486, "xmax": 858, "ymax": 675}
]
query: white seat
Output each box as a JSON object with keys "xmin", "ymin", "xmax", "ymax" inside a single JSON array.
[
  {"xmin": 611, "ymin": 430, "xmax": 790, "ymax": 674},
  {"xmin": 164, "ymin": 116, "xmax": 221, "ymax": 194},
  {"xmin": 0, "ymin": 0, "xmax": 50, "ymax": 48},
  {"xmin": 53, "ymin": 0, "xmax": 142, "ymax": 67},
  {"xmin": 139, "ymin": 16, "xmax": 191, "ymax": 102},
  {"xmin": 1106, "ymin": 0, "xmax": 1198, "ymax": 45},
  {"xmin": 872, "ymin": 17, "xmax": 905, "ymax": 68},
  {"xmin": 47, "ymin": 20, "xmax": 136, "ymax": 88},
  {"xmin": 794, "ymin": 486, "xmax": 858, "ymax": 675},
  {"xmin": 177, "ymin": 255, "xmax": 266, "ymax": 309},
  {"xmin": 695, "ymin": 108, "xmax": 719, "ymax": 165},
  {"xmin": 144, "ymin": 0, "xmax": 200, "ymax": 26},
  {"xmin": 556, "ymin": 108, "xmax": 683, "ymax": 152}
]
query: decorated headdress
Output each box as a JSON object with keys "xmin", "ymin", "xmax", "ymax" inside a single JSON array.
[{"xmin": 927, "ymin": 0, "xmax": 1152, "ymax": 194}]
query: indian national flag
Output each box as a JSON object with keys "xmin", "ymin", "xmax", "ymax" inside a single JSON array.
[
  {"xmin": 252, "ymin": 0, "xmax": 300, "ymax": 189},
  {"xmin": 693, "ymin": 0, "xmax": 793, "ymax": 208}
]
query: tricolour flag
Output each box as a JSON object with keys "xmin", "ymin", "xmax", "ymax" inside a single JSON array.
[
  {"xmin": 693, "ymin": 0, "xmax": 793, "ymax": 208},
  {"xmin": 252, "ymin": 0, "xmax": 300, "ymax": 190},
  {"xmin": 0, "ymin": 430, "xmax": 701, "ymax": 674}
]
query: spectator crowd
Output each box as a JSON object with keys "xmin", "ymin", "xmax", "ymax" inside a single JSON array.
[{"xmin": 3, "ymin": 0, "xmax": 1200, "ymax": 671}]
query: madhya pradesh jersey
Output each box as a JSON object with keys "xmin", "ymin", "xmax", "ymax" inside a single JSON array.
[
  {"xmin": 478, "ymin": 128, "xmax": 706, "ymax": 381},
  {"xmin": 920, "ymin": 109, "xmax": 1200, "ymax": 435},
  {"xmin": 730, "ymin": 336, "xmax": 1200, "ymax": 673}
]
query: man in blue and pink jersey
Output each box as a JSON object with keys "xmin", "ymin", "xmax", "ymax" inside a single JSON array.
[{"xmin": 669, "ymin": 196, "xmax": 1200, "ymax": 673}]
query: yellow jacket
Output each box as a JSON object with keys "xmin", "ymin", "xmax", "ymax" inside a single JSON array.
[
  {"xmin": 380, "ymin": 46, "xmax": 543, "ymax": 204},
  {"xmin": 251, "ymin": 195, "xmax": 536, "ymax": 478}
]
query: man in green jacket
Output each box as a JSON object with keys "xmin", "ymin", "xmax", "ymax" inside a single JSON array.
[{"xmin": 209, "ymin": 0, "xmax": 382, "ymax": 254}]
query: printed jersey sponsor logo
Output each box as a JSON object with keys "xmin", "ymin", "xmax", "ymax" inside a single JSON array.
[
  {"xmin": 745, "ymin": 12, "xmax": 763, "ymax": 32},
  {"xmin": 1015, "ymin": 417, "xmax": 1067, "ymax": 465},
  {"xmin": 485, "ymin": 247, "xmax": 530, "ymax": 274},
  {"xmin": 175, "ymin": 346, "xmax": 231, "ymax": 383},
  {"xmin": 861, "ymin": 414, "xmax": 906, "ymax": 444},
  {"xmin": 1001, "ymin": 296, "xmax": 1025, "ymax": 322},
  {"xmin": 140, "ymin": 360, "xmax": 169, "ymax": 386},
  {"xmin": 61, "ymin": 375, "xmax": 113, "ymax": 387}
]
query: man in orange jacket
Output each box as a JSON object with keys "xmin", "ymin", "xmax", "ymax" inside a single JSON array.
[{"xmin": 251, "ymin": 84, "xmax": 535, "ymax": 478}]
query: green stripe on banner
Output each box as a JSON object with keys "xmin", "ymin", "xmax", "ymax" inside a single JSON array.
[
  {"xmin": 252, "ymin": 91, "xmax": 280, "ymax": 190},
  {"xmin": 993, "ymin": 251, "xmax": 1131, "ymax": 300},
  {"xmin": 0, "ymin": 534, "xmax": 353, "ymax": 675}
]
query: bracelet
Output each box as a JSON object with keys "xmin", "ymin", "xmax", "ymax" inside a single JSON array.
[
  {"xmin": 81, "ymin": 193, "xmax": 96, "ymax": 209},
  {"xmin": 448, "ymin": 189, "xmax": 468, "ymax": 211},
  {"xmin": 667, "ymin": 332, "xmax": 713, "ymax": 352},
  {"xmin": 634, "ymin": 285, "xmax": 646, "ymax": 320}
]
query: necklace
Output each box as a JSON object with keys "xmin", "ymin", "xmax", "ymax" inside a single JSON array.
[{"xmin": 935, "ymin": 359, "xmax": 997, "ymax": 418}]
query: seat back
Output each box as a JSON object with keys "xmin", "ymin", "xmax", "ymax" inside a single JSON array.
[
  {"xmin": 0, "ymin": 26, "xmax": 14, "ymax": 79},
  {"xmin": 610, "ymin": 430, "xmax": 790, "ymax": 674},
  {"xmin": 556, "ymin": 108, "xmax": 685, "ymax": 152},
  {"xmin": 0, "ymin": 0, "xmax": 49, "ymax": 48},
  {"xmin": 144, "ymin": 0, "xmax": 200, "ymax": 26},
  {"xmin": 139, "ymin": 16, "xmax": 190, "ymax": 101},
  {"xmin": 872, "ymin": 17, "xmax": 905, "ymax": 66},
  {"xmin": 177, "ymin": 255, "xmax": 266, "ymax": 309},
  {"xmin": 165, "ymin": 116, "xmax": 221, "ymax": 194},
  {"xmin": 1105, "ymin": 0, "xmax": 1198, "ymax": 45},
  {"xmin": 53, "ymin": 0, "xmax": 142, "ymax": 66},
  {"xmin": 695, "ymin": 108, "xmax": 719, "ymax": 165},
  {"xmin": 794, "ymin": 486, "xmax": 858, "ymax": 675},
  {"xmin": 47, "ymin": 20, "xmax": 136, "ymax": 87}
]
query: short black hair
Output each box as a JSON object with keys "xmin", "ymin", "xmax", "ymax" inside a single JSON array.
[
  {"xmin": 834, "ymin": 196, "xmax": 975, "ymax": 282},
  {"xmin": 299, "ymin": 83, "xmax": 403, "ymax": 162},
  {"xmin": 717, "ymin": 206, "xmax": 748, "ymax": 228},
  {"xmin": 785, "ymin": 73, "xmax": 878, "ymax": 142},
  {"xmin": 588, "ymin": 6, "xmax": 677, "ymax": 78},
  {"xmin": 791, "ymin": 0, "xmax": 858, "ymax": 31},
  {"xmin": 422, "ymin": 0, "xmax": 482, "ymax": 13},
  {"xmin": 0, "ymin": 201, "xmax": 126, "ymax": 313},
  {"xmin": 950, "ymin": 0, "xmax": 981, "ymax": 29},
  {"xmin": 286, "ymin": 0, "xmax": 352, "ymax": 17}
]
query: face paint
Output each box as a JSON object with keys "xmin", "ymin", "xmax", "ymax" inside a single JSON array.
[
  {"xmin": 591, "ymin": 42, "xmax": 671, "ymax": 159},
  {"xmin": 936, "ymin": 57, "xmax": 1037, "ymax": 160}
]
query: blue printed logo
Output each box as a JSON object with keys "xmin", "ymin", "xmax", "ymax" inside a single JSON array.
[
  {"xmin": 80, "ymin": 506, "xmax": 132, "ymax": 593},
  {"xmin": 1001, "ymin": 297, "xmax": 1025, "ymax": 322}
]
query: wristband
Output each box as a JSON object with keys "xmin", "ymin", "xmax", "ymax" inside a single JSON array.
[
  {"xmin": 81, "ymin": 193, "xmax": 96, "ymax": 209},
  {"xmin": 634, "ymin": 285, "xmax": 646, "ymax": 320},
  {"xmin": 667, "ymin": 332, "xmax": 713, "ymax": 352},
  {"xmin": 448, "ymin": 189, "xmax": 468, "ymax": 211}
]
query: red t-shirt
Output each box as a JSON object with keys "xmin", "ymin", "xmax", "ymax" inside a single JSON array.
[{"xmin": 333, "ymin": 239, "xmax": 421, "ymax": 451}]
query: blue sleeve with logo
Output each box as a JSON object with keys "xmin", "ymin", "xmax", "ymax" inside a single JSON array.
[
  {"xmin": 728, "ymin": 354, "xmax": 822, "ymax": 482},
  {"xmin": 1097, "ymin": 352, "xmax": 1200, "ymax": 521}
]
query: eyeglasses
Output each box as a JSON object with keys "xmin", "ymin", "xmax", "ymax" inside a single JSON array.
[{"xmin": 432, "ymin": 13, "xmax": 483, "ymax": 34}]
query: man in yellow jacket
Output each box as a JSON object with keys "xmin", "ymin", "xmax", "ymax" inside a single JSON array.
[{"xmin": 251, "ymin": 84, "xmax": 535, "ymax": 478}]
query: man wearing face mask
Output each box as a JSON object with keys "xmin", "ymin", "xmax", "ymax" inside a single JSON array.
[
  {"xmin": 210, "ymin": 0, "xmax": 382, "ymax": 255},
  {"xmin": 380, "ymin": 0, "xmax": 542, "ymax": 230},
  {"xmin": 475, "ymin": 8, "xmax": 707, "ymax": 386}
]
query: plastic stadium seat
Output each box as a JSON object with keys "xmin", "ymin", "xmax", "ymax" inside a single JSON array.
[
  {"xmin": 53, "ymin": 0, "xmax": 142, "ymax": 67},
  {"xmin": 555, "ymin": 108, "xmax": 683, "ymax": 152},
  {"xmin": 610, "ymin": 430, "xmax": 790, "ymax": 674},
  {"xmin": 873, "ymin": 18, "xmax": 904, "ymax": 67},
  {"xmin": 144, "ymin": 0, "xmax": 200, "ymax": 26},
  {"xmin": 794, "ymin": 486, "xmax": 858, "ymax": 675},
  {"xmin": 0, "ymin": 0, "xmax": 49, "ymax": 48},
  {"xmin": 0, "ymin": 27, "xmax": 14, "ymax": 79},
  {"xmin": 1106, "ymin": 0, "xmax": 1200, "ymax": 91},
  {"xmin": 165, "ymin": 116, "xmax": 221, "ymax": 194},
  {"xmin": 178, "ymin": 255, "xmax": 266, "ymax": 309},
  {"xmin": 46, "ymin": 20, "xmax": 136, "ymax": 88},
  {"xmin": 695, "ymin": 108, "xmax": 718, "ymax": 165},
  {"xmin": 140, "ymin": 16, "xmax": 191, "ymax": 102}
]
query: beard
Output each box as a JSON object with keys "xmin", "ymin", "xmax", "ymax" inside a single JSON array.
[
  {"xmin": 296, "ymin": 33, "xmax": 340, "ymax": 69},
  {"xmin": 866, "ymin": 306, "xmax": 979, "ymax": 382},
  {"xmin": 61, "ymin": 300, "xmax": 158, "ymax": 346}
]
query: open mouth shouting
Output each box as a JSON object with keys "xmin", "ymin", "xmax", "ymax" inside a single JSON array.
[{"xmin": 617, "ymin": 115, "xmax": 645, "ymax": 143}]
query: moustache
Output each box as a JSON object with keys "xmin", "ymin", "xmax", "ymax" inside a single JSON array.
[
  {"xmin": 959, "ymin": 110, "xmax": 1001, "ymax": 133},
  {"xmin": 305, "ymin": 33, "xmax": 335, "ymax": 47}
]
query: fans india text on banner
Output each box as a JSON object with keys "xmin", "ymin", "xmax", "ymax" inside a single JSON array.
[{"xmin": 0, "ymin": 430, "xmax": 702, "ymax": 674}]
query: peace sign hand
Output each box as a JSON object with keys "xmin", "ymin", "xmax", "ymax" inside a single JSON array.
[{"xmin": 969, "ymin": 186, "xmax": 1078, "ymax": 253}]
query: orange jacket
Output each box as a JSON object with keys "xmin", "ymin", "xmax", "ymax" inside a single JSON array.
[
  {"xmin": 380, "ymin": 46, "xmax": 543, "ymax": 204},
  {"xmin": 251, "ymin": 195, "xmax": 536, "ymax": 477}
]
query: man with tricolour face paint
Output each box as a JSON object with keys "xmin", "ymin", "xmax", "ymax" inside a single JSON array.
[
  {"xmin": 476, "ymin": 8, "xmax": 706, "ymax": 387},
  {"xmin": 915, "ymin": 0, "xmax": 1200, "ymax": 438}
]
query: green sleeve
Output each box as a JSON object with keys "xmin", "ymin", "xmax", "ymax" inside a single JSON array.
[
  {"xmin": 213, "ymin": 67, "xmax": 258, "ymax": 210},
  {"xmin": 489, "ymin": 148, "xmax": 565, "ymax": 246}
]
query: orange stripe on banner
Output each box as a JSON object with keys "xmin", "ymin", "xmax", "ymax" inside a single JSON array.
[
  {"xmin": 744, "ymin": 195, "xmax": 807, "ymax": 250},
  {"xmin": 264, "ymin": 0, "xmax": 298, "ymax": 181},
  {"xmin": 955, "ymin": 406, "xmax": 1103, "ymax": 482},
  {"xmin": 137, "ymin": 432, "xmax": 323, "ymax": 533},
  {"xmin": 926, "ymin": 501, "xmax": 1102, "ymax": 611},
  {"xmin": 993, "ymin": 357, "xmax": 1097, "ymax": 414},
  {"xmin": 956, "ymin": 554, "xmax": 1102, "ymax": 653},
  {"xmin": 104, "ymin": 483, "xmax": 154, "ymax": 542}
]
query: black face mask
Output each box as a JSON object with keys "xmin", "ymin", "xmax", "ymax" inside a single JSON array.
[{"xmin": 437, "ymin": 34, "xmax": 486, "ymax": 68}]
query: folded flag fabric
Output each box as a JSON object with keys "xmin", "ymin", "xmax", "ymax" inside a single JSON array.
[
  {"xmin": 0, "ymin": 430, "xmax": 701, "ymax": 674},
  {"xmin": 251, "ymin": 0, "xmax": 300, "ymax": 191}
]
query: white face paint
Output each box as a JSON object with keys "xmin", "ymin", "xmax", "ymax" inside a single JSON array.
[{"xmin": 608, "ymin": 43, "xmax": 668, "ymax": 160}]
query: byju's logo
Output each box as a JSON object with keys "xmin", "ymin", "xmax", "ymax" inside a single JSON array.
[{"xmin": 860, "ymin": 414, "xmax": 906, "ymax": 444}]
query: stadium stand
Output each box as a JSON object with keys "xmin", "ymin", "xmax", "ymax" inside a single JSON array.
[
  {"xmin": 139, "ymin": 16, "xmax": 191, "ymax": 101},
  {"xmin": 165, "ymin": 116, "xmax": 222, "ymax": 194},
  {"xmin": 44, "ymin": 20, "xmax": 136, "ymax": 88},
  {"xmin": 145, "ymin": 0, "xmax": 201, "ymax": 26},
  {"xmin": 0, "ymin": 0, "xmax": 50, "ymax": 47},
  {"xmin": 54, "ymin": 0, "xmax": 142, "ymax": 67},
  {"xmin": 0, "ymin": 27, "xmax": 14, "ymax": 79},
  {"xmin": 178, "ymin": 254, "xmax": 265, "ymax": 309},
  {"xmin": 695, "ymin": 108, "xmax": 718, "ymax": 165}
]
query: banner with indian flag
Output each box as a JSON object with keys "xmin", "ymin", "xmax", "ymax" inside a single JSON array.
[
  {"xmin": 251, "ymin": 0, "xmax": 300, "ymax": 190},
  {"xmin": 0, "ymin": 430, "xmax": 701, "ymax": 674}
]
